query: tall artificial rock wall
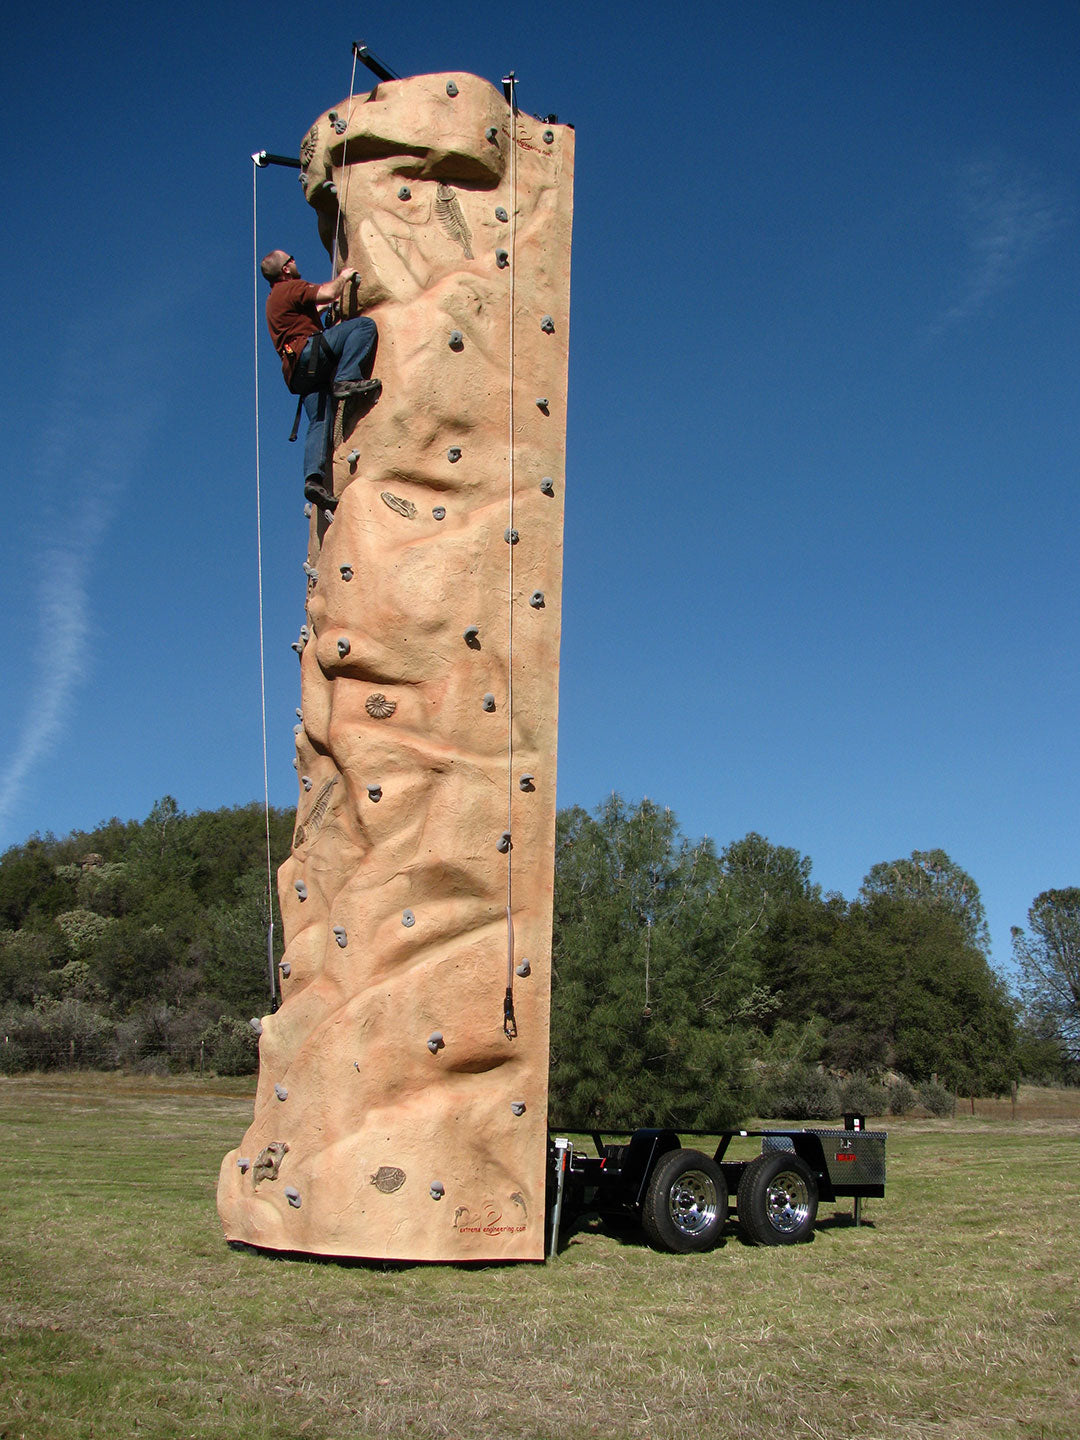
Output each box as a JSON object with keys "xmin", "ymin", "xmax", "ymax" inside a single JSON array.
[{"xmin": 217, "ymin": 72, "xmax": 574, "ymax": 1261}]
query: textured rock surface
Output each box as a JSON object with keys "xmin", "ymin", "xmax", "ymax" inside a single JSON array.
[{"xmin": 217, "ymin": 73, "xmax": 573, "ymax": 1261}]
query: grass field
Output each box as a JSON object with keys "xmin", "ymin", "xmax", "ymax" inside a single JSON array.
[{"xmin": 1, "ymin": 1076, "xmax": 1078, "ymax": 1440}]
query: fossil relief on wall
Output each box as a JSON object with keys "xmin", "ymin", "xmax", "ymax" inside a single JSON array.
[{"xmin": 217, "ymin": 71, "xmax": 574, "ymax": 1261}]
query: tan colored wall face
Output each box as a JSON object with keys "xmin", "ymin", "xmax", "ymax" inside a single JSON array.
[{"xmin": 217, "ymin": 73, "xmax": 574, "ymax": 1261}]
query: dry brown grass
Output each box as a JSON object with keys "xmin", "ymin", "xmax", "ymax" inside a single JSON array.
[{"xmin": 1, "ymin": 1074, "xmax": 1078, "ymax": 1440}]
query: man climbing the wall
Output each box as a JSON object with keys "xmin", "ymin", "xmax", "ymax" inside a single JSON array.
[{"xmin": 261, "ymin": 249, "xmax": 380, "ymax": 512}]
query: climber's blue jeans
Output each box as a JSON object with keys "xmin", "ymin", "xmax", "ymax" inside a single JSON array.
[{"xmin": 300, "ymin": 316, "xmax": 378, "ymax": 483}]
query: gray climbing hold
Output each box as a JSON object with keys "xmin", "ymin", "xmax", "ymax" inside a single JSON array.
[
  {"xmin": 463, "ymin": 625, "xmax": 480, "ymax": 645},
  {"xmin": 541, "ymin": 315, "xmax": 555, "ymax": 333},
  {"xmin": 327, "ymin": 183, "xmax": 338, "ymax": 196},
  {"xmin": 496, "ymin": 832, "xmax": 511, "ymax": 854},
  {"xmin": 340, "ymin": 565, "xmax": 354, "ymax": 581},
  {"xmin": 495, "ymin": 206, "xmax": 508, "ymax": 222},
  {"xmin": 366, "ymin": 784, "xmax": 382, "ymax": 802},
  {"xmin": 294, "ymin": 879, "xmax": 308, "ymax": 900},
  {"xmin": 536, "ymin": 397, "xmax": 549, "ymax": 411},
  {"xmin": 485, "ymin": 126, "xmax": 498, "ymax": 142},
  {"xmin": 304, "ymin": 501, "xmax": 313, "ymax": 517},
  {"xmin": 292, "ymin": 757, "xmax": 298, "ymax": 770},
  {"xmin": 543, "ymin": 129, "xmax": 554, "ymax": 144},
  {"xmin": 540, "ymin": 477, "xmax": 555, "ymax": 496},
  {"xmin": 505, "ymin": 528, "xmax": 519, "ymax": 544},
  {"xmin": 334, "ymin": 118, "xmax": 347, "ymax": 134},
  {"xmin": 495, "ymin": 248, "xmax": 509, "ymax": 268},
  {"xmin": 284, "ymin": 1187, "xmax": 301, "ymax": 1208},
  {"xmin": 432, "ymin": 506, "xmax": 446, "ymax": 521},
  {"xmin": 511, "ymin": 1100, "xmax": 526, "ymax": 1116},
  {"xmin": 337, "ymin": 637, "xmax": 350, "ymax": 658},
  {"xmin": 301, "ymin": 775, "xmax": 312, "ymax": 791},
  {"xmin": 333, "ymin": 926, "xmax": 347, "ymax": 948},
  {"xmin": 515, "ymin": 958, "xmax": 531, "ymax": 978},
  {"xmin": 303, "ymin": 561, "xmax": 318, "ymax": 578},
  {"xmin": 300, "ymin": 624, "xmax": 310, "ymax": 641},
  {"xmin": 249, "ymin": 1017, "xmax": 263, "ymax": 1035},
  {"xmin": 237, "ymin": 1157, "xmax": 251, "ymax": 1172},
  {"xmin": 519, "ymin": 774, "xmax": 535, "ymax": 791},
  {"xmin": 529, "ymin": 591, "xmax": 545, "ymax": 608},
  {"xmin": 274, "ymin": 1083, "xmax": 288, "ymax": 1102},
  {"xmin": 446, "ymin": 80, "xmax": 458, "ymax": 96},
  {"xmin": 293, "ymin": 724, "xmax": 303, "ymax": 736},
  {"xmin": 427, "ymin": 1031, "xmax": 444, "ymax": 1054},
  {"xmin": 429, "ymin": 1181, "xmax": 445, "ymax": 1200},
  {"xmin": 448, "ymin": 330, "xmax": 464, "ymax": 350},
  {"xmin": 447, "ymin": 446, "xmax": 462, "ymax": 463},
  {"xmin": 402, "ymin": 909, "xmax": 415, "ymax": 928},
  {"xmin": 295, "ymin": 707, "xmax": 303, "ymax": 718},
  {"xmin": 482, "ymin": 693, "xmax": 496, "ymax": 712},
  {"xmin": 280, "ymin": 962, "xmax": 291, "ymax": 977},
  {"xmin": 398, "ymin": 185, "xmax": 411, "ymax": 200},
  {"xmin": 347, "ymin": 448, "xmax": 360, "ymax": 464}
]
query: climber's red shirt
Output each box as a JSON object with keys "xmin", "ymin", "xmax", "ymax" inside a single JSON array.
[{"xmin": 266, "ymin": 278, "xmax": 324, "ymax": 385}]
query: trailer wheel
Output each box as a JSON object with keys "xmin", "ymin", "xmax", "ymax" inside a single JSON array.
[
  {"xmin": 737, "ymin": 1152, "xmax": 818, "ymax": 1246},
  {"xmin": 641, "ymin": 1148, "xmax": 727, "ymax": 1253}
]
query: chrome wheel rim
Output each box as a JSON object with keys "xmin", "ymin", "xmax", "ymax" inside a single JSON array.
[
  {"xmin": 765, "ymin": 1171, "xmax": 812, "ymax": 1234},
  {"xmin": 667, "ymin": 1170, "xmax": 719, "ymax": 1237}
]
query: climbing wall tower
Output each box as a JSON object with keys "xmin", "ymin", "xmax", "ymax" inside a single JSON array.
[{"xmin": 217, "ymin": 72, "xmax": 574, "ymax": 1261}]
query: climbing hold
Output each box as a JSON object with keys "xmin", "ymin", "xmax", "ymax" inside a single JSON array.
[
  {"xmin": 293, "ymin": 724, "xmax": 303, "ymax": 736},
  {"xmin": 543, "ymin": 129, "xmax": 554, "ymax": 144},
  {"xmin": 495, "ymin": 248, "xmax": 509, "ymax": 268},
  {"xmin": 340, "ymin": 565, "xmax": 354, "ymax": 581},
  {"xmin": 333, "ymin": 118, "xmax": 347, "ymax": 134},
  {"xmin": 365, "ymin": 693, "xmax": 397, "ymax": 719},
  {"xmin": 303, "ymin": 561, "xmax": 318, "ymax": 578},
  {"xmin": 482, "ymin": 693, "xmax": 496, "ymax": 712},
  {"xmin": 333, "ymin": 926, "xmax": 347, "ymax": 948},
  {"xmin": 327, "ymin": 183, "xmax": 338, "ymax": 196},
  {"xmin": 511, "ymin": 1101, "xmax": 526, "ymax": 1116},
  {"xmin": 515, "ymin": 958, "xmax": 531, "ymax": 978},
  {"xmin": 540, "ymin": 477, "xmax": 555, "ymax": 496},
  {"xmin": 301, "ymin": 775, "xmax": 312, "ymax": 791},
  {"xmin": 485, "ymin": 126, "xmax": 498, "ymax": 142},
  {"xmin": 519, "ymin": 774, "xmax": 535, "ymax": 791},
  {"xmin": 529, "ymin": 591, "xmax": 545, "ymax": 608},
  {"xmin": 294, "ymin": 879, "xmax": 308, "ymax": 900},
  {"xmin": 249, "ymin": 1017, "xmax": 263, "ymax": 1036},
  {"xmin": 429, "ymin": 1181, "xmax": 445, "ymax": 1200},
  {"xmin": 432, "ymin": 506, "xmax": 446, "ymax": 521},
  {"xmin": 280, "ymin": 962, "xmax": 292, "ymax": 978},
  {"xmin": 463, "ymin": 625, "xmax": 480, "ymax": 645},
  {"xmin": 237, "ymin": 1157, "xmax": 251, "ymax": 1173},
  {"xmin": 284, "ymin": 1187, "xmax": 301, "ymax": 1208},
  {"xmin": 402, "ymin": 909, "xmax": 415, "ymax": 928},
  {"xmin": 274, "ymin": 1084, "xmax": 288, "ymax": 1102},
  {"xmin": 448, "ymin": 330, "xmax": 464, "ymax": 350},
  {"xmin": 447, "ymin": 446, "xmax": 462, "ymax": 463},
  {"xmin": 381, "ymin": 492, "xmax": 417, "ymax": 519},
  {"xmin": 536, "ymin": 398, "xmax": 549, "ymax": 411},
  {"xmin": 347, "ymin": 448, "xmax": 360, "ymax": 464},
  {"xmin": 292, "ymin": 758, "xmax": 298, "ymax": 770},
  {"xmin": 541, "ymin": 315, "xmax": 555, "ymax": 333},
  {"xmin": 291, "ymin": 636, "xmax": 306, "ymax": 655},
  {"xmin": 496, "ymin": 832, "xmax": 512, "ymax": 854},
  {"xmin": 337, "ymin": 637, "xmax": 350, "ymax": 658},
  {"xmin": 398, "ymin": 185, "xmax": 411, "ymax": 200},
  {"xmin": 427, "ymin": 1031, "xmax": 444, "ymax": 1054},
  {"xmin": 295, "ymin": 707, "xmax": 302, "ymax": 718},
  {"xmin": 366, "ymin": 784, "xmax": 382, "ymax": 802},
  {"xmin": 495, "ymin": 206, "xmax": 508, "ymax": 222},
  {"xmin": 304, "ymin": 502, "xmax": 313, "ymax": 517},
  {"xmin": 446, "ymin": 80, "xmax": 459, "ymax": 96},
  {"xmin": 505, "ymin": 528, "xmax": 519, "ymax": 544},
  {"xmin": 328, "ymin": 110, "xmax": 338, "ymax": 121}
]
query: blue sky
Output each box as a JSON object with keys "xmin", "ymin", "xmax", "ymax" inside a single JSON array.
[{"xmin": 1, "ymin": 1, "xmax": 1077, "ymax": 972}]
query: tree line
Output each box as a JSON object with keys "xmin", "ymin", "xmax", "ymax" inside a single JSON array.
[{"xmin": 0, "ymin": 794, "xmax": 1075, "ymax": 1122}]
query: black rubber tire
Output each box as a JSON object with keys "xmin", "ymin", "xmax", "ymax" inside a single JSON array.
[
  {"xmin": 737, "ymin": 1151, "xmax": 818, "ymax": 1246},
  {"xmin": 641, "ymin": 1148, "xmax": 728, "ymax": 1253}
]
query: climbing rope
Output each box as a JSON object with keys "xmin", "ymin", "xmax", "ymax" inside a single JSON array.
[
  {"xmin": 503, "ymin": 73, "xmax": 519, "ymax": 1040},
  {"xmin": 331, "ymin": 45, "xmax": 361, "ymax": 277},
  {"xmin": 252, "ymin": 155, "xmax": 277, "ymax": 1011}
]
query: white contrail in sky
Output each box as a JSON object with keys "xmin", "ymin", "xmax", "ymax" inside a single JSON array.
[{"xmin": 932, "ymin": 153, "xmax": 1069, "ymax": 336}]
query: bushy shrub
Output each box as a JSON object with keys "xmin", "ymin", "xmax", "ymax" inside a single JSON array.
[
  {"xmin": 760, "ymin": 1065, "xmax": 841, "ymax": 1120},
  {"xmin": 838, "ymin": 1073, "xmax": 889, "ymax": 1117},
  {"xmin": 918, "ymin": 1080, "xmax": 955, "ymax": 1117},
  {"xmin": 888, "ymin": 1077, "xmax": 918, "ymax": 1115},
  {"xmin": 201, "ymin": 1016, "xmax": 259, "ymax": 1076},
  {"xmin": 0, "ymin": 997, "xmax": 116, "ymax": 1072}
]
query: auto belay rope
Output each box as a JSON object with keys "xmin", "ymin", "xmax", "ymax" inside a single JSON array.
[{"xmin": 502, "ymin": 71, "xmax": 520, "ymax": 1042}]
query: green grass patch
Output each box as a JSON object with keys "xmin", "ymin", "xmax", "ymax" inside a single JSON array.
[{"xmin": 1, "ymin": 1075, "xmax": 1078, "ymax": 1439}]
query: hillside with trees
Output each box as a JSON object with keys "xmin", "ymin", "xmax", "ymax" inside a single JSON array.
[{"xmin": 1, "ymin": 794, "xmax": 1071, "ymax": 1114}]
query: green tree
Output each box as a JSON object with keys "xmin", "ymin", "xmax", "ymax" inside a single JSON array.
[
  {"xmin": 1013, "ymin": 888, "xmax": 1080, "ymax": 1063},
  {"xmin": 860, "ymin": 848, "xmax": 990, "ymax": 954}
]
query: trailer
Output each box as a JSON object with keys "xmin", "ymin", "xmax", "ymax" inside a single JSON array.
[{"xmin": 547, "ymin": 1116, "xmax": 886, "ymax": 1256}]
